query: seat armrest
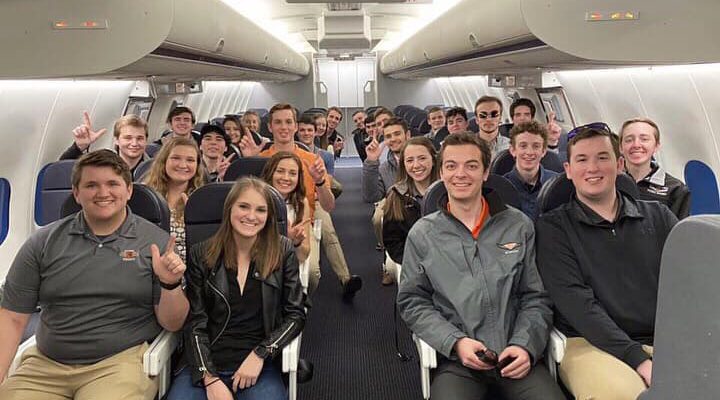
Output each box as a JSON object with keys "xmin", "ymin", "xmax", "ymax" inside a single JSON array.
[
  {"xmin": 9, "ymin": 335, "xmax": 36, "ymax": 376},
  {"xmin": 413, "ymin": 334, "xmax": 437, "ymax": 369},
  {"xmin": 282, "ymin": 334, "xmax": 302, "ymax": 373},
  {"xmin": 143, "ymin": 330, "xmax": 179, "ymax": 376},
  {"xmin": 548, "ymin": 328, "xmax": 567, "ymax": 363}
]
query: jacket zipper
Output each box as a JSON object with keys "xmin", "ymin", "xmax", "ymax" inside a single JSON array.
[
  {"xmin": 268, "ymin": 321, "xmax": 296, "ymax": 354},
  {"xmin": 208, "ymin": 279, "xmax": 231, "ymax": 347},
  {"xmin": 194, "ymin": 335, "xmax": 208, "ymax": 372}
]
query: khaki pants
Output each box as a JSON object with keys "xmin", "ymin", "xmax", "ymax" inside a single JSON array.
[
  {"xmin": 372, "ymin": 199, "xmax": 385, "ymax": 246},
  {"xmin": 1, "ymin": 343, "xmax": 157, "ymax": 400},
  {"xmin": 307, "ymin": 203, "xmax": 351, "ymax": 295},
  {"xmin": 560, "ymin": 337, "xmax": 652, "ymax": 400}
]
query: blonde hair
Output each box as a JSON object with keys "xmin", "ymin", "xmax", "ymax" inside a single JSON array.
[
  {"xmin": 204, "ymin": 178, "xmax": 283, "ymax": 278},
  {"xmin": 143, "ymin": 137, "xmax": 204, "ymax": 218}
]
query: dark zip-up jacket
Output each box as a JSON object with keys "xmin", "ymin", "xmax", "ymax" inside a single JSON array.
[
  {"xmin": 382, "ymin": 182, "xmax": 422, "ymax": 264},
  {"xmin": 629, "ymin": 164, "xmax": 690, "ymax": 219},
  {"xmin": 59, "ymin": 142, "xmax": 149, "ymax": 177},
  {"xmin": 183, "ymin": 237, "xmax": 305, "ymax": 385},
  {"xmin": 536, "ymin": 193, "xmax": 677, "ymax": 369}
]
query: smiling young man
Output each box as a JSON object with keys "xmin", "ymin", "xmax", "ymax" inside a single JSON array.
[
  {"xmin": 425, "ymin": 106, "xmax": 447, "ymax": 140},
  {"xmin": 326, "ymin": 107, "xmax": 344, "ymax": 158},
  {"xmin": 155, "ymin": 106, "xmax": 201, "ymax": 146},
  {"xmin": 0, "ymin": 150, "xmax": 189, "ymax": 399},
  {"xmin": 398, "ymin": 132, "xmax": 563, "ymax": 400},
  {"xmin": 199, "ymin": 124, "xmax": 232, "ymax": 182},
  {"xmin": 475, "ymin": 96, "xmax": 510, "ymax": 159},
  {"xmin": 536, "ymin": 127, "xmax": 678, "ymax": 400},
  {"xmin": 60, "ymin": 113, "xmax": 151, "ymax": 176},
  {"xmin": 503, "ymin": 121, "xmax": 558, "ymax": 221}
]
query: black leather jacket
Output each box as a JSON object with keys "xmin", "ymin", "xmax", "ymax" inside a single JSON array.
[{"xmin": 183, "ymin": 237, "xmax": 306, "ymax": 385}]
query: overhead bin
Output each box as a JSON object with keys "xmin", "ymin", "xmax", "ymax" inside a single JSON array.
[
  {"xmin": 380, "ymin": 0, "xmax": 720, "ymax": 79},
  {"xmin": 0, "ymin": 0, "xmax": 310, "ymax": 82}
]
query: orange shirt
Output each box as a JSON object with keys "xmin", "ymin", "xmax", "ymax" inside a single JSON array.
[
  {"xmin": 260, "ymin": 145, "xmax": 330, "ymax": 217},
  {"xmin": 447, "ymin": 196, "xmax": 489, "ymax": 239}
]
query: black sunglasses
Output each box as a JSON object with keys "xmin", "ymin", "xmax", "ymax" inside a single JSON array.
[
  {"xmin": 567, "ymin": 122, "xmax": 612, "ymax": 140},
  {"xmin": 477, "ymin": 111, "xmax": 501, "ymax": 119}
]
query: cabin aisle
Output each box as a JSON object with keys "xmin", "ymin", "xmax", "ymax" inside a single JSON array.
[{"xmin": 299, "ymin": 158, "xmax": 423, "ymax": 400}]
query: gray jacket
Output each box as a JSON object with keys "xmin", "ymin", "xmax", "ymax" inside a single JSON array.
[
  {"xmin": 361, "ymin": 150, "xmax": 398, "ymax": 203},
  {"xmin": 397, "ymin": 189, "xmax": 552, "ymax": 362}
]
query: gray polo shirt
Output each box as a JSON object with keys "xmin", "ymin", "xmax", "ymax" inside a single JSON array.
[{"xmin": 2, "ymin": 209, "xmax": 169, "ymax": 364}]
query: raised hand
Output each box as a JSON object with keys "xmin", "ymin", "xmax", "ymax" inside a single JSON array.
[
  {"xmin": 232, "ymin": 352, "xmax": 264, "ymax": 392},
  {"xmin": 217, "ymin": 153, "xmax": 236, "ymax": 181},
  {"xmin": 308, "ymin": 156, "xmax": 327, "ymax": 185},
  {"xmin": 365, "ymin": 137, "xmax": 384, "ymax": 162},
  {"xmin": 72, "ymin": 111, "xmax": 108, "ymax": 151},
  {"xmin": 239, "ymin": 130, "xmax": 262, "ymax": 157},
  {"xmin": 150, "ymin": 236, "xmax": 185, "ymax": 287},
  {"xmin": 288, "ymin": 218, "xmax": 310, "ymax": 245},
  {"xmin": 547, "ymin": 111, "xmax": 562, "ymax": 142}
]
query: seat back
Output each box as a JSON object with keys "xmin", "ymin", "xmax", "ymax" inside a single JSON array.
[
  {"xmin": 35, "ymin": 160, "xmax": 76, "ymax": 225},
  {"xmin": 541, "ymin": 151, "xmax": 564, "ymax": 173},
  {"xmin": 223, "ymin": 157, "xmax": 269, "ymax": 181},
  {"xmin": 145, "ymin": 143, "xmax": 162, "ymax": 158},
  {"xmin": 490, "ymin": 149, "xmax": 515, "ymax": 176},
  {"xmin": 60, "ymin": 183, "xmax": 171, "ymax": 232},
  {"xmin": 421, "ymin": 174, "xmax": 521, "ymax": 216},
  {"xmin": 637, "ymin": 215, "xmax": 720, "ymax": 400},
  {"xmin": 185, "ymin": 182, "xmax": 287, "ymax": 249},
  {"xmin": 537, "ymin": 173, "xmax": 639, "ymax": 214},
  {"xmin": 133, "ymin": 159, "xmax": 154, "ymax": 182},
  {"xmin": 468, "ymin": 117, "xmax": 479, "ymax": 133},
  {"xmin": 684, "ymin": 160, "xmax": 720, "ymax": 215}
]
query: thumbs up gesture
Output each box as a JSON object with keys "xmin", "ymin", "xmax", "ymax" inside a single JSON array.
[{"xmin": 151, "ymin": 236, "xmax": 185, "ymax": 287}]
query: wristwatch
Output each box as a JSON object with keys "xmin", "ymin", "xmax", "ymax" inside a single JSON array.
[
  {"xmin": 158, "ymin": 278, "xmax": 183, "ymax": 290},
  {"xmin": 314, "ymin": 178, "xmax": 326, "ymax": 187}
]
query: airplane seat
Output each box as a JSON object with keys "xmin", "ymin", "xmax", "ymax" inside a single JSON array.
[
  {"xmin": 60, "ymin": 183, "xmax": 171, "ymax": 232},
  {"xmin": 468, "ymin": 117, "xmax": 479, "ymax": 133},
  {"xmin": 365, "ymin": 106, "xmax": 382, "ymax": 117},
  {"xmin": 499, "ymin": 123, "xmax": 513, "ymax": 138},
  {"xmin": 636, "ymin": 215, "xmax": 720, "ymax": 400},
  {"xmin": 34, "ymin": 160, "xmax": 76, "ymax": 226},
  {"xmin": 304, "ymin": 107, "xmax": 327, "ymax": 115},
  {"xmin": 193, "ymin": 122, "xmax": 208, "ymax": 133},
  {"xmin": 133, "ymin": 159, "xmax": 154, "ymax": 182},
  {"xmin": 259, "ymin": 114, "xmax": 272, "ymax": 139},
  {"xmin": 541, "ymin": 151, "xmax": 564, "ymax": 173},
  {"xmin": 144, "ymin": 143, "xmax": 162, "ymax": 158},
  {"xmin": 418, "ymin": 119, "xmax": 431, "ymax": 135},
  {"xmin": 210, "ymin": 116, "xmax": 225, "ymax": 126},
  {"xmin": 223, "ymin": 157, "xmax": 269, "ymax": 181},
  {"xmin": 423, "ymin": 104, "xmax": 444, "ymax": 112},
  {"xmin": 683, "ymin": 160, "xmax": 720, "ymax": 215},
  {"xmin": 247, "ymin": 108, "xmax": 269, "ymax": 118},
  {"xmin": 184, "ymin": 182, "xmax": 305, "ymax": 399},
  {"xmin": 409, "ymin": 112, "xmax": 427, "ymax": 131},
  {"xmin": 489, "ymin": 149, "xmax": 515, "ymax": 176}
]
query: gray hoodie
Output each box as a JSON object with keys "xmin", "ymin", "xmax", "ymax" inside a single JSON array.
[{"xmin": 361, "ymin": 150, "xmax": 399, "ymax": 203}]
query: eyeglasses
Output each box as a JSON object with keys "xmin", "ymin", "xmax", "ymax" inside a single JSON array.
[
  {"xmin": 477, "ymin": 111, "xmax": 501, "ymax": 120},
  {"xmin": 567, "ymin": 122, "xmax": 612, "ymax": 140}
]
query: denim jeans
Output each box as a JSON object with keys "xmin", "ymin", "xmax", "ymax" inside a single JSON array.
[{"xmin": 167, "ymin": 363, "xmax": 287, "ymax": 400}]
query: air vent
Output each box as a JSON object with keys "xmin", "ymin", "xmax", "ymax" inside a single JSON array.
[{"xmin": 328, "ymin": 3, "xmax": 362, "ymax": 11}]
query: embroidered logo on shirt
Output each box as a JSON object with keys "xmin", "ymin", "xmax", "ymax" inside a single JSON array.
[
  {"xmin": 497, "ymin": 242, "xmax": 522, "ymax": 254},
  {"xmin": 120, "ymin": 249, "xmax": 138, "ymax": 261},
  {"xmin": 647, "ymin": 185, "xmax": 669, "ymax": 196}
]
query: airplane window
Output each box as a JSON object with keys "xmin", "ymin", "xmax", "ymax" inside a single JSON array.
[{"xmin": 0, "ymin": 178, "xmax": 9, "ymax": 245}]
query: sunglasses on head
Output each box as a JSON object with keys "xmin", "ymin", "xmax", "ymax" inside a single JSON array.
[
  {"xmin": 567, "ymin": 122, "xmax": 612, "ymax": 140},
  {"xmin": 477, "ymin": 111, "xmax": 501, "ymax": 119}
]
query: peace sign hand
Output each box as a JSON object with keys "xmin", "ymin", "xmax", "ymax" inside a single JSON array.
[
  {"xmin": 547, "ymin": 111, "xmax": 562, "ymax": 139},
  {"xmin": 239, "ymin": 131, "xmax": 262, "ymax": 157},
  {"xmin": 217, "ymin": 153, "xmax": 236, "ymax": 181},
  {"xmin": 308, "ymin": 156, "xmax": 327, "ymax": 184},
  {"xmin": 151, "ymin": 236, "xmax": 185, "ymax": 286},
  {"xmin": 288, "ymin": 218, "xmax": 310, "ymax": 245},
  {"xmin": 72, "ymin": 111, "xmax": 108, "ymax": 151},
  {"xmin": 365, "ymin": 137, "xmax": 384, "ymax": 162}
]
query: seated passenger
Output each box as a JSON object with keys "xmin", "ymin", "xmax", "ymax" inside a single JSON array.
[
  {"xmin": 167, "ymin": 177, "xmax": 305, "ymax": 400},
  {"xmin": 510, "ymin": 98, "xmax": 536, "ymax": 125},
  {"xmin": 0, "ymin": 150, "xmax": 188, "ymax": 399},
  {"xmin": 326, "ymin": 107, "xmax": 344, "ymax": 158},
  {"xmin": 60, "ymin": 112, "xmax": 150, "ymax": 175},
  {"xmin": 144, "ymin": 137, "xmax": 205, "ymax": 261},
  {"xmin": 222, "ymin": 116, "xmax": 247, "ymax": 159},
  {"xmin": 363, "ymin": 117, "xmax": 411, "ymax": 253},
  {"xmin": 503, "ymin": 121, "xmax": 558, "ymax": 221},
  {"xmin": 351, "ymin": 110, "xmax": 369, "ymax": 162},
  {"xmin": 312, "ymin": 113, "xmax": 331, "ymax": 152},
  {"xmin": 397, "ymin": 133, "xmax": 563, "ymax": 400},
  {"xmin": 424, "ymin": 106, "xmax": 446, "ymax": 142},
  {"xmin": 536, "ymin": 126, "xmax": 678, "ymax": 399},
  {"xmin": 620, "ymin": 117, "xmax": 690, "ymax": 218},
  {"xmin": 475, "ymin": 96, "xmax": 510, "ymax": 159},
  {"xmin": 374, "ymin": 108, "xmax": 394, "ymax": 132},
  {"xmin": 154, "ymin": 106, "xmax": 201, "ymax": 146},
  {"xmin": 262, "ymin": 152, "xmax": 311, "ymax": 263},
  {"xmin": 198, "ymin": 124, "xmax": 233, "ymax": 182},
  {"xmin": 296, "ymin": 115, "xmax": 335, "ymax": 176},
  {"xmin": 431, "ymin": 106, "xmax": 467, "ymax": 150},
  {"xmin": 381, "ymin": 137, "xmax": 438, "ymax": 285}
]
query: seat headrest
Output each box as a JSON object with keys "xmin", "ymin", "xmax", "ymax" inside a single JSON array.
[
  {"xmin": 35, "ymin": 160, "xmax": 76, "ymax": 225},
  {"xmin": 489, "ymin": 150, "xmax": 515, "ymax": 176},
  {"xmin": 537, "ymin": 173, "xmax": 640, "ymax": 214},
  {"xmin": 133, "ymin": 159, "xmax": 154, "ymax": 182},
  {"xmin": 223, "ymin": 157, "xmax": 269, "ymax": 181}
]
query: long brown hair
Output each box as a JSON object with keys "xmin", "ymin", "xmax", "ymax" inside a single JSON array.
[
  {"xmin": 312, "ymin": 113, "xmax": 329, "ymax": 149},
  {"xmin": 143, "ymin": 137, "xmax": 204, "ymax": 217},
  {"xmin": 261, "ymin": 152, "xmax": 306, "ymax": 223},
  {"xmin": 384, "ymin": 137, "xmax": 439, "ymax": 221},
  {"xmin": 204, "ymin": 177, "xmax": 283, "ymax": 278}
]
